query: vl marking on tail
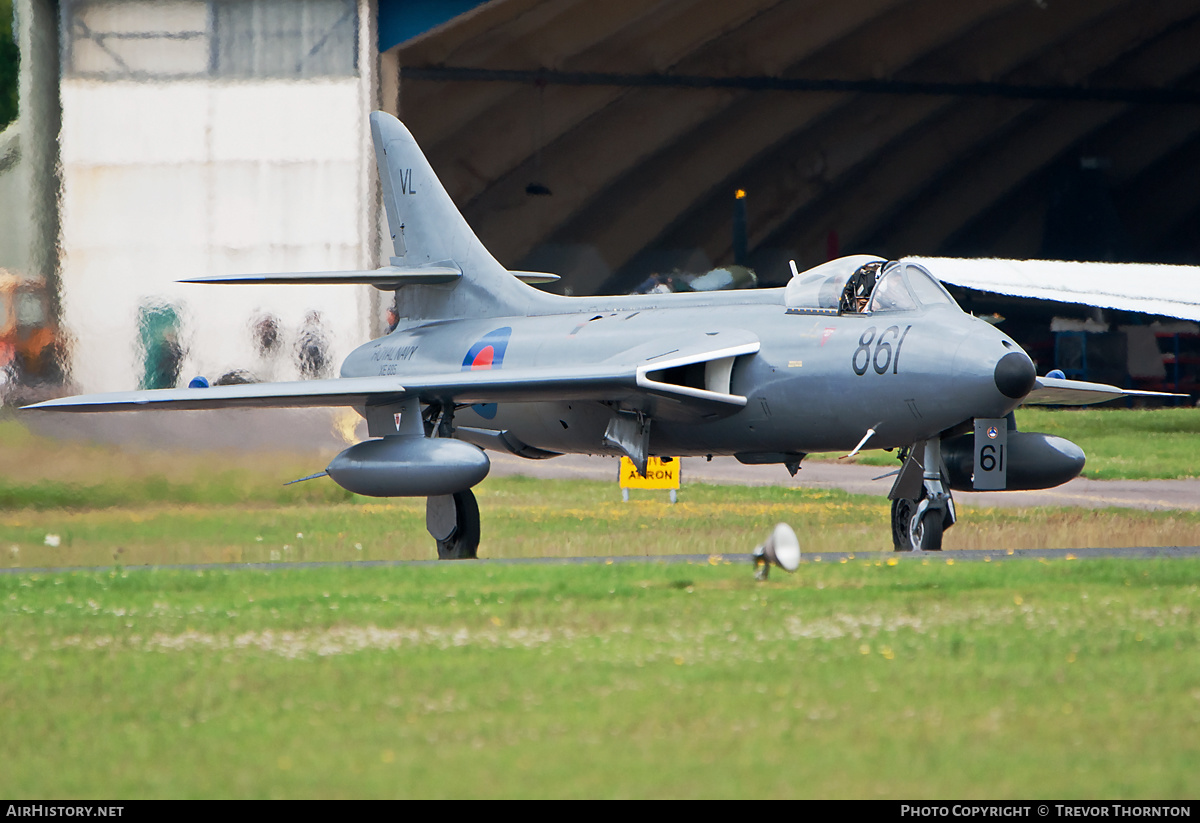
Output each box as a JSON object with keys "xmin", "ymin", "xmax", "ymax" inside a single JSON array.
[{"xmin": 368, "ymin": 111, "xmax": 546, "ymax": 318}]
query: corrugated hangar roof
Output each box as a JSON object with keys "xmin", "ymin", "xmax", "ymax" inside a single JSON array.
[{"xmin": 384, "ymin": 0, "xmax": 1200, "ymax": 295}]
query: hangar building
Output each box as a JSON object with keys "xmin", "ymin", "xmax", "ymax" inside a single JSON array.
[{"xmin": 2, "ymin": 0, "xmax": 1199, "ymax": 396}]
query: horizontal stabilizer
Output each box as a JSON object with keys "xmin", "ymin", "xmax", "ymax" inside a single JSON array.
[
  {"xmin": 180, "ymin": 264, "xmax": 463, "ymax": 290},
  {"xmin": 1022, "ymin": 376, "xmax": 1185, "ymax": 406},
  {"xmin": 182, "ymin": 266, "xmax": 557, "ymax": 288}
]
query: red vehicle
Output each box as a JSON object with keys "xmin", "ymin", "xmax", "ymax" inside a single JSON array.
[{"xmin": 0, "ymin": 270, "xmax": 61, "ymax": 401}]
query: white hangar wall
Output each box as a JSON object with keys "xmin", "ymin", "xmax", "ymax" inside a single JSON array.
[{"xmin": 58, "ymin": 0, "xmax": 381, "ymax": 394}]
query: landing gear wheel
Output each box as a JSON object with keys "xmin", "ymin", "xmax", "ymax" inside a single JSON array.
[
  {"xmin": 426, "ymin": 490, "xmax": 481, "ymax": 559},
  {"xmin": 891, "ymin": 497, "xmax": 916, "ymax": 551},
  {"xmin": 911, "ymin": 506, "xmax": 943, "ymax": 552},
  {"xmin": 891, "ymin": 497, "xmax": 944, "ymax": 552}
]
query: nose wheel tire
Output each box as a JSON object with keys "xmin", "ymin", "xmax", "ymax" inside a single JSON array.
[
  {"xmin": 911, "ymin": 506, "xmax": 943, "ymax": 552},
  {"xmin": 891, "ymin": 497, "xmax": 944, "ymax": 552},
  {"xmin": 427, "ymin": 490, "xmax": 481, "ymax": 559}
]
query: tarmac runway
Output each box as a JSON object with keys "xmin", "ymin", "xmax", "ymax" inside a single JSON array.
[
  {"xmin": 24, "ymin": 407, "xmax": 1200, "ymax": 512},
  {"xmin": 487, "ymin": 452, "xmax": 1200, "ymax": 512}
]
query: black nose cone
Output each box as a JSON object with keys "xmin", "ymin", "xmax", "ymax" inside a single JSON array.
[{"xmin": 995, "ymin": 351, "xmax": 1036, "ymax": 399}]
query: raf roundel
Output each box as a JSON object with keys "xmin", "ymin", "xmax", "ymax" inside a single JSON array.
[
  {"xmin": 461, "ymin": 327, "xmax": 512, "ymax": 372},
  {"xmin": 470, "ymin": 346, "xmax": 494, "ymax": 370},
  {"xmin": 461, "ymin": 328, "xmax": 513, "ymax": 420}
]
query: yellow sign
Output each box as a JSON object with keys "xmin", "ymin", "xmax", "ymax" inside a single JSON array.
[{"xmin": 619, "ymin": 456, "xmax": 681, "ymax": 489}]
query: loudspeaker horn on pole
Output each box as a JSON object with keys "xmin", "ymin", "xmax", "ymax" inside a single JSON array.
[{"xmin": 753, "ymin": 522, "xmax": 801, "ymax": 581}]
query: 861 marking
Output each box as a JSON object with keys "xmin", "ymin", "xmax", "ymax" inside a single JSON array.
[{"xmin": 852, "ymin": 325, "xmax": 913, "ymax": 376}]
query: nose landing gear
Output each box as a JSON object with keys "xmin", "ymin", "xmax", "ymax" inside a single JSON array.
[
  {"xmin": 890, "ymin": 440, "xmax": 956, "ymax": 552},
  {"xmin": 891, "ymin": 493, "xmax": 952, "ymax": 552}
]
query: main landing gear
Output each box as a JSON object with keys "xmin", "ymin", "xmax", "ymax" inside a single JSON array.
[
  {"xmin": 419, "ymin": 402, "xmax": 482, "ymax": 559},
  {"xmin": 890, "ymin": 441, "xmax": 956, "ymax": 552},
  {"xmin": 426, "ymin": 490, "xmax": 481, "ymax": 559}
]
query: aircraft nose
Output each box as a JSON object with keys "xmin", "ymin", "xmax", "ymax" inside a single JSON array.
[{"xmin": 994, "ymin": 350, "xmax": 1036, "ymax": 399}]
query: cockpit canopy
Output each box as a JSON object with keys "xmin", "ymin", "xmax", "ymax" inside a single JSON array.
[{"xmin": 784, "ymin": 256, "xmax": 958, "ymax": 316}]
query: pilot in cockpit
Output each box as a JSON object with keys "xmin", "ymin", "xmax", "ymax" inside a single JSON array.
[{"xmin": 839, "ymin": 260, "xmax": 885, "ymax": 314}]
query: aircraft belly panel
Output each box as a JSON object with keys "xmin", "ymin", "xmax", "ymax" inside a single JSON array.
[{"xmin": 462, "ymin": 401, "xmax": 616, "ymax": 456}]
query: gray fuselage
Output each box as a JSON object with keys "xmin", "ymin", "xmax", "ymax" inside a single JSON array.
[{"xmin": 341, "ymin": 284, "xmax": 1028, "ymax": 460}]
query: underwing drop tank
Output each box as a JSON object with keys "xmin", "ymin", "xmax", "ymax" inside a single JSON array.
[
  {"xmin": 326, "ymin": 436, "xmax": 490, "ymax": 497},
  {"xmin": 941, "ymin": 431, "xmax": 1085, "ymax": 492}
]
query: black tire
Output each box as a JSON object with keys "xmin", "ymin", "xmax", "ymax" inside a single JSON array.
[
  {"xmin": 892, "ymin": 496, "xmax": 945, "ymax": 552},
  {"xmin": 891, "ymin": 497, "xmax": 915, "ymax": 551},
  {"xmin": 913, "ymin": 507, "xmax": 944, "ymax": 552},
  {"xmin": 436, "ymin": 489, "xmax": 481, "ymax": 559}
]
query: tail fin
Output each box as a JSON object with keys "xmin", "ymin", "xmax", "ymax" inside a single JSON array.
[{"xmin": 370, "ymin": 112, "xmax": 535, "ymax": 318}]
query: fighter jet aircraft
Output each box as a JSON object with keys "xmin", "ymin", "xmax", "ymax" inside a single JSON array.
[{"xmin": 24, "ymin": 112, "xmax": 1171, "ymax": 559}]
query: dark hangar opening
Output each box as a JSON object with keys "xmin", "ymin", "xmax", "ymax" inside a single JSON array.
[{"xmin": 383, "ymin": 0, "xmax": 1200, "ymax": 298}]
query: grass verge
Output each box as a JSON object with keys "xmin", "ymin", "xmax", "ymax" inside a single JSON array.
[
  {"xmin": 5, "ymin": 478, "xmax": 1200, "ymax": 569},
  {"xmin": 2, "ymin": 558, "xmax": 1196, "ymax": 798}
]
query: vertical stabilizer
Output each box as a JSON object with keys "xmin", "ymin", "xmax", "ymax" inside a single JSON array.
[{"xmin": 370, "ymin": 112, "xmax": 535, "ymax": 318}]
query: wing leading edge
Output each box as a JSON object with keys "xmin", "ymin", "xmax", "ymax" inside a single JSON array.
[
  {"xmin": 22, "ymin": 368, "xmax": 643, "ymax": 413},
  {"xmin": 1022, "ymin": 376, "xmax": 1184, "ymax": 406},
  {"xmin": 23, "ymin": 376, "xmax": 411, "ymax": 412},
  {"xmin": 24, "ymin": 335, "xmax": 760, "ymax": 422}
]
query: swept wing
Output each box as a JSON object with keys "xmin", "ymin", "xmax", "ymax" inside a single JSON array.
[
  {"xmin": 24, "ymin": 334, "xmax": 759, "ymax": 422},
  {"xmin": 1021, "ymin": 376, "xmax": 1181, "ymax": 406}
]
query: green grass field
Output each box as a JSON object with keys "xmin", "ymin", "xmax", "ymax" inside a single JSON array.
[
  {"xmin": 6, "ymin": 480, "xmax": 1200, "ymax": 569},
  {"xmin": 813, "ymin": 407, "xmax": 1200, "ymax": 479},
  {"xmin": 2, "ymin": 558, "xmax": 1197, "ymax": 798},
  {"xmin": 2, "ymin": 410, "xmax": 1199, "ymax": 797}
]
